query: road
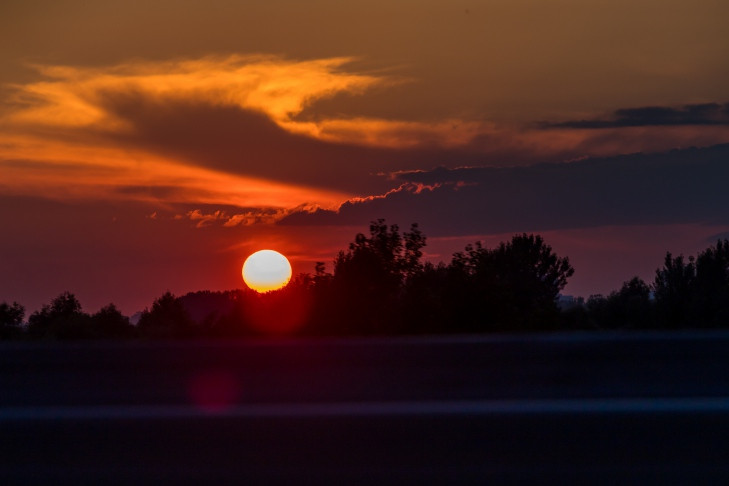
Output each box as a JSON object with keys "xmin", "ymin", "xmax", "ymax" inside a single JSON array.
[{"xmin": 2, "ymin": 332, "xmax": 729, "ymax": 484}]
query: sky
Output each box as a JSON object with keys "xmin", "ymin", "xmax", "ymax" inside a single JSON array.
[{"xmin": 2, "ymin": 0, "xmax": 729, "ymax": 315}]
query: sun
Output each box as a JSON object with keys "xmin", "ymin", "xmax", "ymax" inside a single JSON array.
[{"xmin": 242, "ymin": 249, "xmax": 292, "ymax": 293}]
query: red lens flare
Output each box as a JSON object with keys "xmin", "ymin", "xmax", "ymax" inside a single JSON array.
[{"xmin": 188, "ymin": 370, "xmax": 240, "ymax": 413}]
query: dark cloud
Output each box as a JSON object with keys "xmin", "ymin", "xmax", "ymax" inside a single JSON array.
[
  {"xmin": 97, "ymin": 91, "xmax": 651, "ymax": 195},
  {"xmin": 29, "ymin": 89, "xmax": 727, "ymax": 203},
  {"xmin": 97, "ymin": 92, "xmax": 498, "ymax": 194},
  {"xmin": 547, "ymin": 102, "xmax": 729, "ymax": 129},
  {"xmin": 102, "ymin": 94, "xmax": 380, "ymax": 192},
  {"xmin": 705, "ymin": 231, "xmax": 729, "ymax": 244},
  {"xmin": 280, "ymin": 144, "xmax": 729, "ymax": 235}
]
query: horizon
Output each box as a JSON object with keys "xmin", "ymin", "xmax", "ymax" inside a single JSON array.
[{"xmin": 6, "ymin": 220, "xmax": 726, "ymax": 319}]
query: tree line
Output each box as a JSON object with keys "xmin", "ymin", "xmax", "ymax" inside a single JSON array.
[{"xmin": 2, "ymin": 219, "xmax": 729, "ymax": 339}]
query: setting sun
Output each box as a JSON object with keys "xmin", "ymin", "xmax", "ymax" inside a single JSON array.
[{"xmin": 242, "ymin": 249, "xmax": 292, "ymax": 293}]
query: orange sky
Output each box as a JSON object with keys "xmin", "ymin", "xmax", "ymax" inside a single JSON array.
[{"xmin": 2, "ymin": 0, "xmax": 729, "ymax": 314}]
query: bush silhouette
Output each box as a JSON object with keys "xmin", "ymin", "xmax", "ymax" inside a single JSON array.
[
  {"xmin": 28, "ymin": 292, "xmax": 93, "ymax": 339},
  {"xmin": 138, "ymin": 292, "xmax": 196, "ymax": 338},
  {"xmin": 448, "ymin": 234, "xmax": 574, "ymax": 331},
  {"xmin": 91, "ymin": 303, "xmax": 135, "ymax": 338},
  {"xmin": 0, "ymin": 301, "xmax": 25, "ymax": 339},
  {"xmin": 653, "ymin": 239, "xmax": 729, "ymax": 328}
]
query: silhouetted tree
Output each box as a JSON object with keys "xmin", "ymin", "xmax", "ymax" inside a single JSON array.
[
  {"xmin": 178, "ymin": 290, "xmax": 239, "ymax": 331},
  {"xmin": 28, "ymin": 292, "xmax": 93, "ymax": 339},
  {"xmin": 244, "ymin": 275, "xmax": 314, "ymax": 335},
  {"xmin": 206, "ymin": 291, "xmax": 245, "ymax": 337},
  {"xmin": 137, "ymin": 292, "xmax": 196, "ymax": 338},
  {"xmin": 653, "ymin": 252, "xmax": 697, "ymax": 328},
  {"xmin": 450, "ymin": 234, "xmax": 574, "ymax": 331},
  {"xmin": 91, "ymin": 303, "xmax": 135, "ymax": 338},
  {"xmin": 557, "ymin": 296, "xmax": 590, "ymax": 330},
  {"xmin": 584, "ymin": 294, "xmax": 610, "ymax": 328},
  {"xmin": 301, "ymin": 263, "xmax": 334, "ymax": 335},
  {"xmin": 589, "ymin": 277, "xmax": 654, "ymax": 329},
  {"xmin": 693, "ymin": 239, "xmax": 729, "ymax": 327},
  {"xmin": 183, "ymin": 281, "xmax": 315, "ymax": 337},
  {"xmin": 400, "ymin": 261, "xmax": 462, "ymax": 333},
  {"xmin": 650, "ymin": 239, "xmax": 729, "ymax": 328},
  {"xmin": 321, "ymin": 219, "xmax": 426, "ymax": 334},
  {"xmin": 334, "ymin": 220, "xmax": 425, "ymax": 286},
  {"xmin": 0, "ymin": 301, "xmax": 25, "ymax": 339}
]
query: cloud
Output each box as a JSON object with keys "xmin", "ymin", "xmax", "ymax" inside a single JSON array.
[
  {"xmin": 183, "ymin": 209, "xmax": 227, "ymax": 228},
  {"xmin": 4, "ymin": 55, "xmax": 729, "ymax": 219},
  {"xmin": 1, "ymin": 55, "xmax": 494, "ymax": 198},
  {"xmin": 177, "ymin": 205, "xmax": 317, "ymax": 228},
  {"xmin": 0, "ymin": 133, "xmax": 350, "ymax": 210},
  {"xmin": 4, "ymin": 55, "xmax": 483, "ymax": 153},
  {"xmin": 280, "ymin": 144, "xmax": 729, "ymax": 235},
  {"xmin": 704, "ymin": 231, "xmax": 729, "ymax": 244},
  {"xmin": 6, "ymin": 55, "xmax": 382, "ymax": 130},
  {"xmin": 547, "ymin": 102, "xmax": 729, "ymax": 129},
  {"xmin": 98, "ymin": 95, "xmax": 393, "ymax": 192}
]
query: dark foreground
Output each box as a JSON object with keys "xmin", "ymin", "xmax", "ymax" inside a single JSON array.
[{"xmin": 3, "ymin": 332, "xmax": 729, "ymax": 485}]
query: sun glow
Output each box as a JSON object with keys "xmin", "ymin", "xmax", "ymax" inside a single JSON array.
[{"xmin": 242, "ymin": 249, "xmax": 292, "ymax": 293}]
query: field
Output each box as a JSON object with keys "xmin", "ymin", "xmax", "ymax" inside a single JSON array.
[{"xmin": 3, "ymin": 332, "xmax": 729, "ymax": 484}]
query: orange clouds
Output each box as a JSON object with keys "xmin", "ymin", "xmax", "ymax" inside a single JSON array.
[
  {"xmin": 4, "ymin": 54, "xmax": 493, "ymax": 151},
  {"xmin": 294, "ymin": 117, "xmax": 489, "ymax": 148},
  {"xmin": 0, "ymin": 131, "xmax": 349, "ymax": 211},
  {"xmin": 0, "ymin": 54, "xmax": 493, "ymax": 219},
  {"xmin": 7, "ymin": 56, "xmax": 382, "ymax": 131},
  {"xmin": 4, "ymin": 53, "xmax": 729, "ymax": 227},
  {"xmin": 1, "ymin": 55, "xmax": 379, "ymax": 213},
  {"xmin": 179, "ymin": 206, "xmax": 313, "ymax": 228}
]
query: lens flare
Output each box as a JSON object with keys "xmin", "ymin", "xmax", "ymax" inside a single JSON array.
[{"xmin": 188, "ymin": 370, "xmax": 239, "ymax": 413}]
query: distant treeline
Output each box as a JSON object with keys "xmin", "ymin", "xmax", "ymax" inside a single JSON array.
[{"xmin": 2, "ymin": 219, "xmax": 729, "ymax": 339}]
